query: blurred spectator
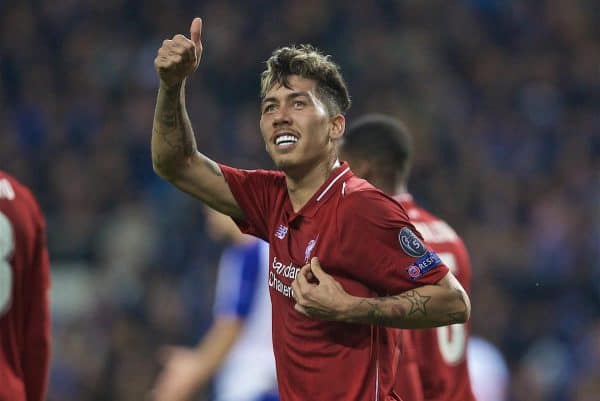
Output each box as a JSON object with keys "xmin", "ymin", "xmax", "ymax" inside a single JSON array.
[
  {"xmin": 151, "ymin": 208, "xmax": 276, "ymax": 401},
  {"xmin": 468, "ymin": 336, "xmax": 510, "ymax": 401}
]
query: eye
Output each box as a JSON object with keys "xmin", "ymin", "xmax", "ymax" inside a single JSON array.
[
  {"xmin": 263, "ymin": 104, "xmax": 277, "ymax": 114},
  {"xmin": 293, "ymin": 100, "xmax": 306, "ymax": 109}
]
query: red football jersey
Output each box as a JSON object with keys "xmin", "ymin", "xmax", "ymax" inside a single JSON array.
[
  {"xmin": 220, "ymin": 162, "xmax": 449, "ymax": 401},
  {"xmin": 394, "ymin": 194, "xmax": 475, "ymax": 401},
  {"xmin": 392, "ymin": 329, "xmax": 424, "ymax": 401},
  {"xmin": 0, "ymin": 171, "xmax": 51, "ymax": 401}
]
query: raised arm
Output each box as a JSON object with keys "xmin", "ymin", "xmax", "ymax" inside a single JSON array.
[
  {"xmin": 152, "ymin": 17, "xmax": 242, "ymax": 219},
  {"xmin": 291, "ymin": 258, "xmax": 470, "ymax": 329}
]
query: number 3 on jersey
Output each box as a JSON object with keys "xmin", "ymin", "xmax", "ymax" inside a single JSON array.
[
  {"xmin": 436, "ymin": 252, "xmax": 467, "ymax": 365},
  {"xmin": 0, "ymin": 211, "xmax": 15, "ymax": 316}
]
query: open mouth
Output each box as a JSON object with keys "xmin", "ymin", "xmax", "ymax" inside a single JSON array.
[{"xmin": 274, "ymin": 133, "xmax": 299, "ymax": 148}]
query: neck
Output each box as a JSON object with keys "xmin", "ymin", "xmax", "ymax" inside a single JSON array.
[
  {"xmin": 394, "ymin": 183, "xmax": 408, "ymax": 196},
  {"xmin": 285, "ymin": 156, "xmax": 340, "ymax": 212}
]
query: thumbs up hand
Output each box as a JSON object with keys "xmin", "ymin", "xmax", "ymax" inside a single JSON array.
[{"xmin": 155, "ymin": 17, "xmax": 204, "ymax": 88}]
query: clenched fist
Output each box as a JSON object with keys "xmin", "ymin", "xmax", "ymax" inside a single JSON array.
[
  {"xmin": 291, "ymin": 257, "xmax": 353, "ymax": 321},
  {"xmin": 155, "ymin": 17, "xmax": 203, "ymax": 88}
]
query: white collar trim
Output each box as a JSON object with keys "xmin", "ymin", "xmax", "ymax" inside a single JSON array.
[{"xmin": 316, "ymin": 167, "xmax": 350, "ymax": 202}]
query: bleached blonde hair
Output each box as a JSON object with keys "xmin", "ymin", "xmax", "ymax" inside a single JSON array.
[{"xmin": 260, "ymin": 44, "xmax": 351, "ymax": 116}]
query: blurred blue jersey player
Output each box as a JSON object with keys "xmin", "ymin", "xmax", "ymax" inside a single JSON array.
[{"xmin": 152, "ymin": 208, "xmax": 278, "ymax": 401}]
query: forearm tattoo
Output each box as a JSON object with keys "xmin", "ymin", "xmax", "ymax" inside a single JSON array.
[
  {"xmin": 447, "ymin": 288, "xmax": 469, "ymax": 323},
  {"xmin": 353, "ymin": 287, "xmax": 467, "ymax": 328},
  {"xmin": 353, "ymin": 290, "xmax": 430, "ymax": 327},
  {"xmin": 152, "ymin": 83, "xmax": 197, "ymax": 165},
  {"xmin": 399, "ymin": 290, "xmax": 431, "ymax": 317}
]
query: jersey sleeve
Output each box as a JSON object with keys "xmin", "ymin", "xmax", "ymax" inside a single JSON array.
[
  {"xmin": 22, "ymin": 194, "xmax": 51, "ymax": 401},
  {"xmin": 212, "ymin": 243, "xmax": 261, "ymax": 320},
  {"xmin": 219, "ymin": 164, "xmax": 283, "ymax": 241},
  {"xmin": 337, "ymin": 191, "xmax": 449, "ymax": 295}
]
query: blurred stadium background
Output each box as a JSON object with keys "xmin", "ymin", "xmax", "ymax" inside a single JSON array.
[{"xmin": 0, "ymin": 0, "xmax": 598, "ymax": 400}]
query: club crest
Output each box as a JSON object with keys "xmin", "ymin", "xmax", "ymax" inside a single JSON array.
[{"xmin": 304, "ymin": 236, "xmax": 318, "ymax": 263}]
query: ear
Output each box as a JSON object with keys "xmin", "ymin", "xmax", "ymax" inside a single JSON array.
[{"xmin": 329, "ymin": 114, "xmax": 345, "ymax": 141}]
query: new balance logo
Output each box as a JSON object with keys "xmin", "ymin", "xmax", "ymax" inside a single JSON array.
[{"xmin": 275, "ymin": 225, "xmax": 288, "ymax": 240}]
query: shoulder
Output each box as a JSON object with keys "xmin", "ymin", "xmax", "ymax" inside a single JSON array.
[
  {"xmin": 220, "ymin": 164, "xmax": 285, "ymax": 182},
  {"xmin": 338, "ymin": 177, "xmax": 409, "ymax": 226},
  {"xmin": 219, "ymin": 165, "xmax": 287, "ymax": 194},
  {"xmin": 251, "ymin": 168, "xmax": 286, "ymax": 181},
  {"xmin": 341, "ymin": 175, "xmax": 374, "ymax": 196},
  {"xmin": 341, "ymin": 176, "xmax": 407, "ymax": 214}
]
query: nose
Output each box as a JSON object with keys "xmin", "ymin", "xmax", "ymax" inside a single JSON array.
[{"xmin": 273, "ymin": 105, "xmax": 292, "ymax": 127}]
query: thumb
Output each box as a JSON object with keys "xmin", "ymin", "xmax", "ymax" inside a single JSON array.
[
  {"xmin": 310, "ymin": 257, "xmax": 327, "ymax": 279},
  {"xmin": 190, "ymin": 17, "xmax": 203, "ymax": 55}
]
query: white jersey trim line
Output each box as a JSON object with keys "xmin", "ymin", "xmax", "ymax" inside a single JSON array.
[
  {"xmin": 316, "ymin": 167, "xmax": 350, "ymax": 202},
  {"xmin": 374, "ymin": 356, "xmax": 380, "ymax": 401}
]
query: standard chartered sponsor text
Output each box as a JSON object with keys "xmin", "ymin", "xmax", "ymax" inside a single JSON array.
[{"xmin": 269, "ymin": 257, "xmax": 300, "ymax": 299}]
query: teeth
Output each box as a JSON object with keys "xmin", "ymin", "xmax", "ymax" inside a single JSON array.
[{"xmin": 275, "ymin": 135, "xmax": 298, "ymax": 145}]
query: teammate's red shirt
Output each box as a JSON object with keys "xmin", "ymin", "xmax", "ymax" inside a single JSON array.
[
  {"xmin": 220, "ymin": 162, "xmax": 449, "ymax": 401},
  {"xmin": 394, "ymin": 194, "xmax": 475, "ymax": 401},
  {"xmin": 391, "ymin": 329, "xmax": 424, "ymax": 401},
  {"xmin": 0, "ymin": 171, "xmax": 51, "ymax": 401}
]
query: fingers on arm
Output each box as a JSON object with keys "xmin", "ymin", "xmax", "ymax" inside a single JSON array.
[
  {"xmin": 291, "ymin": 269, "xmax": 311, "ymax": 307},
  {"xmin": 155, "ymin": 36, "xmax": 195, "ymax": 67},
  {"xmin": 155, "ymin": 17, "xmax": 202, "ymax": 71},
  {"xmin": 296, "ymin": 264, "xmax": 312, "ymax": 288},
  {"xmin": 291, "ymin": 279, "xmax": 303, "ymax": 303},
  {"xmin": 171, "ymin": 34, "xmax": 196, "ymax": 61},
  {"xmin": 294, "ymin": 303, "xmax": 310, "ymax": 316},
  {"xmin": 309, "ymin": 257, "xmax": 328, "ymax": 281}
]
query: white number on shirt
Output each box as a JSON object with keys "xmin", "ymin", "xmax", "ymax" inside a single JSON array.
[
  {"xmin": 437, "ymin": 323, "xmax": 467, "ymax": 365},
  {"xmin": 437, "ymin": 252, "xmax": 457, "ymax": 274},
  {"xmin": 436, "ymin": 252, "xmax": 467, "ymax": 365},
  {"xmin": 0, "ymin": 211, "xmax": 15, "ymax": 316}
]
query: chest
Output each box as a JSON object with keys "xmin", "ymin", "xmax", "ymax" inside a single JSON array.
[
  {"xmin": 266, "ymin": 203, "xmax": 342, "ymax": 301},
  {"xmin": 269, "ymin": 211, "xmax": 335, "ymax": 269}
]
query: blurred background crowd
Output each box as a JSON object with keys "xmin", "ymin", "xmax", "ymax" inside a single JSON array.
[{"xmin": 0, "ymin": 0, "xmax": 598, "ymax": 400}]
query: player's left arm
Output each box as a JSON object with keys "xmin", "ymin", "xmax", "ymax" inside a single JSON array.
[
  {"xmin": 291, "ymin": 257, "xmax": 470, "ymax": 329},
  {"xmin": 22, "ymin": 211, "xmax": 51, "ymax": 401}
]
